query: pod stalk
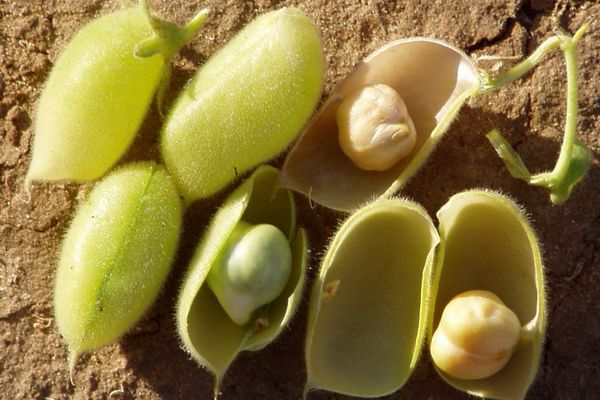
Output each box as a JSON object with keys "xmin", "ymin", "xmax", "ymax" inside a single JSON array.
[
  {"xmin": 302, "ymin": 384, "xmax": 312, "ymax": 400},
  {"xmin": 68, "ymin": 350, "xmax": 80, "ymax": 386},
  {"xmin": 136, "ymin": 0, "xmax": 209, "ymax": 60},
  {"xmin": 135, "ymin": 0, "xmax": 209, "ymax": 112},
  {"xmin": 477, "ymin": 35, "xmax": 562, "ymax": 94},
  {"xmin": 213, "ymin": 379, "xmax": 221, "ymax": 400}
]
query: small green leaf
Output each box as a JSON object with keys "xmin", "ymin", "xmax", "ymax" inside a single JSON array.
[
  {"xmin": 487, "ymin": 130, "xmax": 592, "ymax": 204},
  {"xmin": 486, "ymin": 129, "xmax": 531, "ymax": 180}
]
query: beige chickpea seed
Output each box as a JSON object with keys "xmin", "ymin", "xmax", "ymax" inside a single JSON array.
[
  {"xmin": 336, "ymin": 84, "xmax": 417, "ymax": 171},
  {"xmin": 431, "ymin": 290, "xmax": 521, "ymax": 380}
]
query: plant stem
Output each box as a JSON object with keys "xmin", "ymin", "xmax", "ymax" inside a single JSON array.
[
  {"xmin": 549, "ymin": 25, "xmax": 586, "ymax": 184},
  {"xmin": 478, "ymin": 35, "xmax": 562, "ymax": 93},
  {"xmin": 480, "ymin": 24, "xmax": 590, "ymax": 203}
]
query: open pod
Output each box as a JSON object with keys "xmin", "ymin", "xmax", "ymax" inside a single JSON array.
[
  {"xmin": 305, "ymin": 199, "xmax": 440, "ymax": 397},
  {"xmin": 429, "ymin": 190, "xmax": 546, "ymax": 400},
  {"xmin": 280, "ymin": 38, "xmax": 480, "ymax": 212},
  {"xmin": 176, "ymin": 166, "xmax": 307, "ymax": 395}
]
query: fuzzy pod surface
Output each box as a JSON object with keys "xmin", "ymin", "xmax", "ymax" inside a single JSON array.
[
  {"xmin": 161, "ymin": 7, "xmax": 324, "ymax": 203},
  {"xmin": 177, "ymin": 166, "xmax": 307, "ymax": 394},
  {"xmin": 54, "ymin": 162, "xmax": 183, "ymax": 366},
  {"xmin": 305, "ymin": 198, "xmax": 440, "ymax": 397},
  {"xmin": 429, "ymin": 190, "xmax": 546, "ymax": 400},
  {"xmin": 27, "ymin": 2, "xmax": 208, "ymax": 184}
]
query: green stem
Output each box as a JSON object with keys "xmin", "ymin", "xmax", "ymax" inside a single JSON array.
[
  {"xmin": 136, "ymin": 0, "xmax": 209, "ymax": 60},
  {"xmin": 549, "ymin": 25, "xmax": 586, "ymax": 184},
  {"xmin": 482, "ymin": 24, "xmax": 591, "ymax": 204},
  {"xmin": 478, "ymin": 35, "xmax": 563, "ymax": 93},
  {"xmin": 135, "ymin": 0, "xmax": 209, "ymax": 113}
]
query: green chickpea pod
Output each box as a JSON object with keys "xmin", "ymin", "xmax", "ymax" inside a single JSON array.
[{"xmin": 176, "ymin": 166, "xmax": 307, "ymax": 395}]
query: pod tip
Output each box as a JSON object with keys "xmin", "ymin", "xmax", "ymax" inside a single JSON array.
[{"xmin": 68, "ymin": 350, "xmax": 80, "ymax": 386}]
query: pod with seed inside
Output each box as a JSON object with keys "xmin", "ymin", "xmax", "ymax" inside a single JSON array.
[
  {"xmin": 304, "ymin": 198, "xmax": 440, "ymax": 397},
  {"xmin": 280, "ymin": 38, "xmax": 480, "ymax": 212},
  {"xmin": 161, "ymin": 7, "xmax": 323, "ymax": 203},
  {"xmin": 54, "ymin": 162, "xmax": 183, "ymax": 373},
  {"xmin": 176, "ymin": 166, "xmax": 307, "ymax": 394},
  {"xmin": 27, "ymin": 1, "xmax": 208, "ymax": 185},
  {"xmin": 429, "ymin": 190, "xmax": 545, "ymax": 400}
]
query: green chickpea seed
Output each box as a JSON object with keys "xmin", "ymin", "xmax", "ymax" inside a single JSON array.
[{"xmin": 207, "ymin": 222, "xmax": 292, "ymax": 326}]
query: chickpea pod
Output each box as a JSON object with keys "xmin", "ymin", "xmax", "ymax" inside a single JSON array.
[
  {"xmin": 337, "ymin": 84, "xmax": 417, "ymax": 171},
  {"xmin": 27, "ymin": 1, "xmax": 208, "ymax": 184},
  {"xmin": 430, "ymin": 290, "xmax": 521, "ymax": 380},
  {"xmin": 281, "ymin": 27, "xmax": 590, "ymax": 211},
  {"xmin": 280, "ymin": 38, "xmax": 480, "ymax": 211},
  {"xmin": 207, "ymin": 222, "xmax": 292, "ymax": 326},
  {"xmin": 304, "ymin": 199, "xmax": 440, "ymax": 397},
  {"xmin": 176, "ymin": 166, "xmax": 307, "ymax": 396},
  {"xmin": 54, "ymin": 162, "xmax": 182, "ymax": 375},
  {"xmin": 161, "ymin": 7, "xmax": 323, "ymax": 203},
  {"xmin": 304, "ymin": 190, "xmax": 544, "ymax": 399},
  {"xmin": 429, "ymin": 190, "xmax": 545, "ymax": 400}
]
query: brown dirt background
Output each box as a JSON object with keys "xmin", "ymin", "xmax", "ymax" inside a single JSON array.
[{"xmin": 1, "ymin": 0, "xmax": 599, "ymax": 399}]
